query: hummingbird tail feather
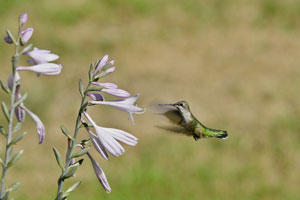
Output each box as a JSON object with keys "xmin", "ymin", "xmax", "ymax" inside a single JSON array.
[{"xmin": 215, "ymin": 131, "xmax": 228, "ymax": 139}]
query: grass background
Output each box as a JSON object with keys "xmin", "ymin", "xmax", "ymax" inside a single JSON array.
[{"xmin": 1, "ymin": 0, "xmax": 300, "ymax": 199}]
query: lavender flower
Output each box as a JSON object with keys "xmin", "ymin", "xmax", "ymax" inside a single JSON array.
[
  {"xmin": 83, "ymin": 112, "xmax": 138, "ymax": 157},
  {"xmin": 92, "ymin": 82, "xmax": 130, "ymax": 98},
  {"xmin": 89, "ymin": 94, "xmax": 145, "ymax": 123},
  {"xmin": 87, "ymin": 152, "xmax": 111, "ymax": 193},
  {"xmin": 19, "ymin": 13, "xmax": 28, "ymax": 26},
  {"xmin": 27, "ymin": 48, "xmax": 59, "ymax": 64},
  {"xmin": 20, "ymin": 28, "xmax": 33, "ymax": 43},
  {"xmin": 17, "ymin": 63, "xmax": 62, "ymax": 75},
  {"xmin": 21, "ymin": 106, "xmax": 45, "ymax": 144}
]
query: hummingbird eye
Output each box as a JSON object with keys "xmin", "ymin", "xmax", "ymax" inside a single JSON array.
[{"xmin": 179, "ymin": 103, "xmax": 184, "ymax": 106}]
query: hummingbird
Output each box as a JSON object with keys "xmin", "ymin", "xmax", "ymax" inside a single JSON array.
[{"xmin": 152, "ymin": 101, "xmax": 228, "ymax": 140}]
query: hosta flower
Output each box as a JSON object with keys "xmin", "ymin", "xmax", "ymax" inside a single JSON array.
[
  {"xmin": 17, "ymin": 63, "xmax": 62, "ymax": 75},
  {"xmin": 87, "ymin": 152, "xmax": 111, "ymax": 193},
  {"xmin": 89, "ymin": 94, "xmax": 144, "ymax": 123},
  {"xmin": 91, "ymin": 82, "xmax": 130, "ymax": 98},
  {"xmin": 20, "ymin": 28, "xmax": 33, "ymax": 43},
  {"xmin": 83, "ymin": 112, "xmax": 138, "ymax": 157},
  {"xmin": 19, "ymin": 13, "xmax": 28, "ymax": 26},
  {"xmin": 21, "ymin": 106, "xmax": 45, "ymax": 144},
  {"xmin": 27, "ymin": 48, "xmax": 59, "ymax": 65}
]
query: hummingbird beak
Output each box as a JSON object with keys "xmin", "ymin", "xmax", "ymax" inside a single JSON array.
[{"xmin": 158, "ymin": 103, "xmax": 176, "ymax": 107}]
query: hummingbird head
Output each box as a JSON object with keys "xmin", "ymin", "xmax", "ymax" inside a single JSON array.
[{"xmin": 173, "ymin": 101, "xmax": 190, "ymax": 112}]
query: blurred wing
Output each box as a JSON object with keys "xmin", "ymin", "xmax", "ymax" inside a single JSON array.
[{"xmin": 149, "ymin": 104, "xmax": 182, "ymax": 124}]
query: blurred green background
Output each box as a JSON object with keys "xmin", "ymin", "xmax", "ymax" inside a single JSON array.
[{"xmin": 1, "ymin": 0, "xmax": 300, "ymax": 199}]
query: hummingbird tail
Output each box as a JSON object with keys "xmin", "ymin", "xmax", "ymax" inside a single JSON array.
[{"xmin": 215, "ymin": 131, "xmax": 228, "ymax": 139}]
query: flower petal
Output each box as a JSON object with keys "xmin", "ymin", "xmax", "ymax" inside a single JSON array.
[
  {"xmin": 92, "ymin": 82, "xmax": 118, "ymax": 89},
  {"xmin": 17, "ymin": 63, "xmax": 62, "ymax": 75},
  {"xmin": 88, "ymin": 93, "xmax": 105, "ymax": 101},
  {"xmin": 85, "ymin": 127, "xmax": 109, "ymax": 160},
  {"xmin": 27, "ymin": 48, "xmax": 59, "ymax": 64},
  {"xmin": 83, "ymin": 112, "xmax": 125, "ymax": 157},
  {"xmin": 22, "ymin": 106, "xmax": 45, "ymax": 144},
  {"xmin": 101, "ymin": 127, "xmax": 138, "ymax": 146},
  {"xmin": 87, "ymin": 152, "xmax": 111, "ymax": 193},
  {"xmin": 102, "ymin": 88, "xmax": 131, "ymax": 98},
  {"xmin": 19, "ymin": 13, "xmax": 28, "ymax": 26},
  {"xmin": 4, "ymin": 35, "xmax": 13, "ymax": 44},
  {"xmin": 20, "ymin": 28, "xmax": 33, "ymax": 43},
  {"xmin": 94, "ymin": 55, "xmax": 108, "ymax": 75}
]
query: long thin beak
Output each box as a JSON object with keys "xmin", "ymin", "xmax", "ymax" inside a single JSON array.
[{"xmin": 158, "ymin": 103, "xmax": 175, "ymax": 106}]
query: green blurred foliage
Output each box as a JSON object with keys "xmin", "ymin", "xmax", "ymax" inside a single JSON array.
[{"xmin": 0, "ymin": 0, "xmax": 300, "ymax": 199}]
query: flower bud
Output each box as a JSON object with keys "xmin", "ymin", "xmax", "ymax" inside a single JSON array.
[
  {"xmin": 19, "ymin": 13, "xmax": 28, "ymax": 27},
  {"xmin": 20, "ymin": 28, "xmax": 34, "ymax": 44}
]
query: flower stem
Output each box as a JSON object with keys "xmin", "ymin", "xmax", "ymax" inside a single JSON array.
[
  {"xmin": 55, "ymin": 81, "xmax": 91, "ymax": 198},
  {"xmin": 0, "ymin": 43, "xmax": 20, "ymax": 198}
]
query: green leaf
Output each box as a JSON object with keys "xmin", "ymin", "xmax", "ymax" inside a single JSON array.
[
  {"xmin": 60, "ymin": 125, "xmax": 73, "ymax": 140},
  {"xmin": 8, "ymin": 132, "xmax": 26, "ymax": 147},
  {"xmin": 1, "ymin": 102, "xmax": 10, "ymax": 122},
  {"xmin": 13, "ymin": 92, "xmax": 28, "ymax": 107},
  {"xmin": 19, "ymin": 44, "xmax": 32, "ymax": 55},
  {"xmin": 7, "ymin": 149, "xmax": 23, "ymax": 168},
  {"xmin": 12, "ymin": 123, "xmax": 22, "ymax": 134},
  {"xmin": 0, "ymin": 80, "xmax": 10, "ymax": 94},
  {"xmin": 63, "ymin": 181, "xmax": 81, "ymax": 198},
  {"xmin": 53, "ymin": 147, "xmax": 63, "ymax": 169},
  {"xmin": 0, "ymin": 126, "xmax": 6, "ymax": 136},
  {"xmin": 62, "ymin": 163, "xmax": 79, "ymax": 180},
  {"xmin": 79, "ymin": 79, "xmax": 84, "ymax": 97},
  {"xmin": 6, "ymin": 182, "xmax": 20, "ymax": 193},
  {"xmin": 86, "ymin": 86, "xmax": 103, "ymax": 92},
  {"xmin": 6, "ymin": 30, "xmax": 16, "ymax": 44},
  {"xmin": 71, "ymin": 147, "xmax": 90, "ymax": 158},
  {"xmin": 94, "ymin": 71, "xmax": 112, "ymax": 79},
  {"xmin": 88, "ymin": 63, "xmax": 93, "ymax": 81}
]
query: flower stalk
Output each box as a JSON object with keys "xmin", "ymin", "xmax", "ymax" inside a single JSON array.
[
  {"xmin": 0, "ymin": 26, "xmax": 21, "ymax": 199},
  {"xmin": 56, "ymin": 81, "xmax": 91, "ymax": 198}
]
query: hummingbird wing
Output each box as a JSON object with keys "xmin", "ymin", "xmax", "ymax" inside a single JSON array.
[{"xmin": 149, "ymin": 104, "xmax": 182, "ymax": 124}]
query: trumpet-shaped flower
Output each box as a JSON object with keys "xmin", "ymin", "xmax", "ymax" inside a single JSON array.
[
  {"xmin": 20, "ymin": 28, "xmax": 33, "ymax": 43},
  {"xmin": 21, "ymin": 106, "xmax": 45, "ymax": 144},
  {"xmin": 27, "ymin": 48, "xmax": 59, "ymax": 64},
  {"xmin": 17, "ymin": 63, "xmax": 62, "ymax": 75},
  {"xmin": 91, "ymin": 82, "xmax": 130, "ymax": 98},
  {"xmin": 83, "ymin": 112, "xmax": 138, "ymax": 157},
  {"xmin": 87, "ymin": 152, "xmax": 111, "ymax": 193},
  {"xmin": 89, "ymin": 94, "xmax": 144, "ymax": 123}
]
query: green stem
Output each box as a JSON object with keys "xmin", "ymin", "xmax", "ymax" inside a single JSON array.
[
  {"xmin": 56, "ymin": 82, "xmax": 91, "ymax": 198},
  {"xmin": 0, "ymin": 43, "xmax": 19, "ymax": 198}
]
